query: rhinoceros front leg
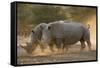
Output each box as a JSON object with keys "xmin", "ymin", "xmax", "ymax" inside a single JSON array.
[
  {"xmin": 39, "ymin": 44, "xmax": 45, "ymax": 52},
  {"xmin": 55, "ymin": 38, "xmax": 62, "ymax": 53}
]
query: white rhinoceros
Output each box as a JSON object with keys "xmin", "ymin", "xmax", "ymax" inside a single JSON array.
[
  {"xmin": 41, "ymin": 21, "xmax": 91, "ymax": 52},
  {"xmin": 20, "ymin": 23, "xmax": 47, "ymax": 54}
]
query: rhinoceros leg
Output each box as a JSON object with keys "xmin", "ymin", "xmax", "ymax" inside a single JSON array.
[
  {"xmin": 40, "ymin": 44, "xmax": 45, "ymax": 52},
  {"xmin": 48, "ymin": 42, "xmax": 55, "ymax": 52},
  {"xmin": 63, "ymin": 42, "xmax": 69, "ymax": 52},
  {"xmin": 86, "ymin": 40, "xmax": 91, "ymax": 51},
  {"xmin": 80, "ymin": 40, "xmax": 86, "ymax": 50},
  {"xmin": 55, "ymin": 38, "xmax": 62, "ymax": 52}
]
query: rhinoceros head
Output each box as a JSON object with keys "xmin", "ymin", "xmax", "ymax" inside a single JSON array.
[
  {"xmin": 20, "ymin": 42, "xmax": 35, "ymax": 54},
  {"xmin": 20, "ymin": 23, "xmax": 47, "ymax": 54}
]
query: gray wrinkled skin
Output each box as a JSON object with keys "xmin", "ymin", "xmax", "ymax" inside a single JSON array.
[
  {"xmin": 21, "ymin": 23, "xmax": 47, "ymax": 54},
  {"xmin": 41, "ymin": 21, "xmax": 91, "ymax": 52}
]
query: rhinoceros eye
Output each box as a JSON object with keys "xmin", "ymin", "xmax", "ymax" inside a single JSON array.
[
  {"xmin": 48, "ymin": 26, "xmax": 51, "ymax": 30},
  {"xmin": 32, "ymin": 30, "xmax": 35, "ymax": 34}
]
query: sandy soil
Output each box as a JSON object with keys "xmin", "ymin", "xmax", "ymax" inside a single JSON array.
[
  {"xmin": 17, "ymin": 44, "xmax": 97, "ymax": 65},
  {"xmin": 17, "ymin": 35, "xmax": 97, "ymax": 65}
]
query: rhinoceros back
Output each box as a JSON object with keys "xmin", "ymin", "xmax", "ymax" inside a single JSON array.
[{"xmin": 49, "ymin": 22, "xmax": 84, "ymax": 44}]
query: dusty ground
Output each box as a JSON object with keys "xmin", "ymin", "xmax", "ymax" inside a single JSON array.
[
  {"xmin": 17, "ymin": 44, "xmax": 97, "ymax": 65},
  {"xmin": 17, "ymin": 35, "xmax": 97, "ymax": 65},
  {"xmin": 17, "ymin": 13, "xmax": 97, "ymax": 65}
]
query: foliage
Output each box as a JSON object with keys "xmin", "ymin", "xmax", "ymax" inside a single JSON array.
[{"xmin": 17, "ymin": 3, "xmax": 96, "ymax": 36}]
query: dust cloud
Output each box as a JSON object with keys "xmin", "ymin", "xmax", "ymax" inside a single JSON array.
[
  {"xmin": 86, "ymin": 15, "xmax": 96, "ymax": 50},
  {"xmin": 17, "ymin": 15, "xmax": 97, "ymax": 56}
]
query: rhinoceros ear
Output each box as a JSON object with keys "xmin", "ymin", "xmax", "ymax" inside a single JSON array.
[
  {"xmin": 48, "ymin": 26, "xmax": 51, "ymax": 30},
  {"xmin": 40, "ymin": 24, "xmax": 46, "ymax": 30},
  {"xmin": 40, "ymin": 25, "xmax": 43, "ymax": 29}
]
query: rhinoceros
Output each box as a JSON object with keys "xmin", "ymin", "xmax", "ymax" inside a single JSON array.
[
  {"xmin": 41, "ymin": 21, "xmax": 91, "ymax": 52},
  {"xmin": 20, "ymin": 23, "xmax": 47, "ymax": 54}
]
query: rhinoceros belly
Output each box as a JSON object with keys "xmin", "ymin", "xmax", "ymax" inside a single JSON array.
[
  {"xmin": 64, "ymin": 27, "xmax": 83, "ymax": 45},
  {"xmin": 50, "ymin": 23, "xmax": 84, "ymax": 45}
]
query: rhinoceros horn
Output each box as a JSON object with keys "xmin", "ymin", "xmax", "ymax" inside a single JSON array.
[
  {"xmin": 20, "ymin": 42, "xmax": 33, "ymax": 54},
  {"xmin": 20, "ymin": 45, "xmax": 27, "ymax": 50}
]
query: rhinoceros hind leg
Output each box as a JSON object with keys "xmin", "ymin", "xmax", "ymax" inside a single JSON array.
[
  {"xmin": 80, "ymin": 40, "xmax": 86, "ymax": 51},
  {"xmin": 63, "ymin": 42, "xmax": 69, "ymax": 52},
  {"xmin": 86, "ymin": 40, "xmax": 91, "ymax": 51}
]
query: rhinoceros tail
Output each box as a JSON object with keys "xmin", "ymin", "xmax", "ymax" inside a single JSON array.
[
  {"xmin": 87, "ymin": 24, "xmax": 90, "ymax": 29},
  {"xmin": 82, "ymin": 25, "xmax": 91, "ymax": 50}
]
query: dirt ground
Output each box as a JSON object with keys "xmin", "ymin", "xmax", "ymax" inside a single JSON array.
[
  {"xmin": 17, "ymin": 44, "xmax": 97, "ymax": 65},
  {"xmin": 17, "ymin": 35, "xmax": 97, "ymax": 65}
]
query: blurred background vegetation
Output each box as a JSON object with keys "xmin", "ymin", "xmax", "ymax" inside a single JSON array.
[{"xmin": 17, "ymin": 3, "xmax": 96, "ymax": 36}]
